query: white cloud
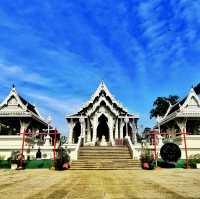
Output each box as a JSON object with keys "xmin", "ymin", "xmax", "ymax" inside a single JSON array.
[{"xmin": 0, "ymin": 63, "xmax": 51, "ymax": 87}]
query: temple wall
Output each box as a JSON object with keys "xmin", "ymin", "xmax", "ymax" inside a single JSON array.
[{"xmin": 0, "ymin": 135, "xmax": 57, "ymax": 160}]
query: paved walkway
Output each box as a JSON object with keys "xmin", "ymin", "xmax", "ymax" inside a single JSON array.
[{"xmin": 0, "ymin": 169, "xmax": 200, "ymax": 199}]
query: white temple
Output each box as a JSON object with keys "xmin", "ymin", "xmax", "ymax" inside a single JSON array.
[
  {"xmin": 66, "ymin": 81, "xmax": 139, "ymax": 147},
  {"xmin": 157, "ymin": 87, "xmax": 200, "ymax": 135},
  {"xmin": 0, "ymin": 86, "xmax": 56, "ymax": 160}
]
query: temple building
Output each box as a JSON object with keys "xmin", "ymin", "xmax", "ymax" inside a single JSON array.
[
  {"xmin": 154, "ymin": 87, "xmax": 200, "ymax": 159},
  {"xmin": 0, "ymin": 86, "xmax": 48, "ymax": 134},
  {"xmin": 66, "ymin": 81, "xmax": 139, "ymax": 146},
  {"xmin": 158, "ymin": 87, "xmax": 200, "ymax": 135},
  {"xmin": 0, "ymin": 86, "xmax": 55, "ymax": 160}
]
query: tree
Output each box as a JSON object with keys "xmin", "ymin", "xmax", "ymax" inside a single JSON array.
[{"xmin": 150, "ymin": 95, "xmax": 179, "ymax": 119}]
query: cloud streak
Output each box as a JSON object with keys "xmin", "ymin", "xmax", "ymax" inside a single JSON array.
[{"xmin": 0, "ymin": 1, "xmax": 200, "ymax": 133}]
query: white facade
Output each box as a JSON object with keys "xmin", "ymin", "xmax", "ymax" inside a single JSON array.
[
  {"xmin": 154, "ymin": 87, "xmax": 200, "ymax": 159},
  {"xmin": 65, "ymin": 81, "xmax": 140, "ymax": 160},
  {"xmin": 0, "ymin": 135, "xmax": 56, "ymax": 160},
  {"xmin": 0, "ymin": 86, "xmax": 55, "ymax": 160},
  {"xmin": 66, "ymin": 81, "xmax": 139, "ymax": 146}
]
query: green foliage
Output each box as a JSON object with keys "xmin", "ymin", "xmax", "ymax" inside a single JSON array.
[
  {"xmin": 25, "ymin": 159, "xmax": 52, "ymax": 169},
  {"xmin": 189, "ymin": 154, "xmax": 200, "ymax": 168},
  {"xmin": 55, "ymin": 147, "xmax": 70, "ymax": 170},
  {"xmin": 175, "ymin": 159, "xmax": 186, "ymax": 168},
  {"xmin": 0, "ymin": 160, "xmax": 11, "ymax": 169},
  {"xmin": 25, "ymin": 136, "xmax": 44, "ymax": 146},
  {"xmin": 140, "ymin": 153, "xmax": 154, "ymax": 163},
  {"xmin": 150, "ymin": 95, "xmax": 179, "ymax": 119},
  {"xmin": 37, "ymin": 139, "xmax": 45, "ymax": 146},
  {"xmin": 25, "ymin": 137, "xmax": 35, "ymax": 145},
  {"xmin": 140, "ymin": 143, "xmax": 154, "ymax": 168}
]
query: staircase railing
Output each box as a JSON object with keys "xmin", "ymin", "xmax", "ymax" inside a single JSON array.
[
  {"xmin": 74, "ymin": 136, "xmax": 84, "ymax": 160},
  {"xmin": 124, "ymin": 136, "xmax": 139, "ymax": 159}
]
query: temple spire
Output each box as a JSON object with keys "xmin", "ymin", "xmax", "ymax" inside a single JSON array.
[{"xmin": 12, "ymin": 84, "xmax": 16, "ymax": 92}]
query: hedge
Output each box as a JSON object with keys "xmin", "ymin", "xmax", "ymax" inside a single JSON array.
[
  {"xmin": 176, "ymin": 160, "xmax": 186, "ymax": 168},
  {"xmin": 0, "ymin": 160, "xmax": 11, "ymax": 169},
  {"xmin": 0, "ymin": 159, "xmax": 53, "ymax": 169},
  {"xmin": 157, "ymin": 159, "xmax": 185, "ymax": 168},
  {"xmin": 25, "ymin": 159, "xmax": 53, "ymax": 169}
]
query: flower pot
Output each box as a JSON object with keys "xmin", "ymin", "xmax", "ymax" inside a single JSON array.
[{"xmin": 143, "ymin": 162, "xmax": 149, "ymax": 169}]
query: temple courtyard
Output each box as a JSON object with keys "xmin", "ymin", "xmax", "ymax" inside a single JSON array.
[{"xmin": 0, "ymin": 169, "xmax": 200, "ymax": 199}]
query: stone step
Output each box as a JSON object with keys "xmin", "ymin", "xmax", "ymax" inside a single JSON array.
[
  {"xmin": 72, "ymin": 146, "xmax": 140, "ymax": 170},
  {"xmin": 71, "ymin": 161, "xmax": 140, "ymax": 164},
  {"xmin": 71, "ymin": 165, "xmax": 141, "ymax": 168},
  {"xmin": 79, "ymin": 150, "xmax": 129, "ymax": 154},
  {"xmin": 71, "ymin": 166, "xmax": 140, "ymax": 169},
  {"xmin": 73, "ymin": 159, "xmax": 138, "ymax": 162},
  {"xmin": 71, "ymin": 162, "xmax": 141, "ymax": 166},
  {"xmin": 79, "ymin": 156, "xmax": 131, "ymax": 159},
  {"xmin": 71, "ymin": 162, "xmax": 140, "ymax": 165},
  {"xmin": 79, "ymin": 153, "xmax": 131, "ymax": 155},
  {"xmin": 70, "ymin": 168, "xmax": 141, "ymax": 170},
  {"xmin": 80, "ymin": 147, "xmax": 128, "ymax": 151}
]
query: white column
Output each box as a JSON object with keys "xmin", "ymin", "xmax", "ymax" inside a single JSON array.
[
  {"xmin": 87, "ymin": 118, "xmax": 91, "ymax": 142},
  {"xmin": 109, "ymin": 119, "xmax": 114, "ymax": 145},
  {"xmin": 133, "ymin": 126, "xmax": 137, "ymax": 144},
  {"xmin": 120, "ymin": 119, "xmax": 124, "ymax": 139},
  {"xmin": 133, "ymin": 123, "xmax": 138, "ymax": 144},
  {"xmin": 114, "ymin": 119, "xmax": 118, "ymax": 139},
  {"xmin": 176, "ymin": 118, "xmax": 187, "ymax": 132},
  {"xmin": 124, "ymin": 115, "xmax": 129, "ymax": 137},
  {"xmin": 92, "ymin": 118, "xmax": 97, "ymax": 144},
  {"xmin": 176, "ymin": 118, "xmax": 187, "ymax": 145},
  {"xmin": 20, "ymin": 119, "xmax": 30, "ymax": 135},
  {"xmin": 79, "ymin": 117, "xmax": 85, "ymax": 139},
  {"xmin": 68, "ymin": 119, "xmax": 74, "ymax": 144}
]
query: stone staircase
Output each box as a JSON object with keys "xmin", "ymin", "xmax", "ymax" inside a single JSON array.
[{"xmin": 70, "ymin": 146, "xmax": 141, "ymax": 170}]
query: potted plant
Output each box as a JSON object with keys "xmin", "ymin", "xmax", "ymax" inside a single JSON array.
[
  {"xmin": 140, "ymin": 152, "xmax": 155, "ymax": 169},
  {"xmin": 55, "ymin": 147, "xmax": 71, "ymax": 170}
]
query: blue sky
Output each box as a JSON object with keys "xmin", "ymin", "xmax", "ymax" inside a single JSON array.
[{"xmin": 0, "ymin": 0, "xmax": 200, "ymax": 135}]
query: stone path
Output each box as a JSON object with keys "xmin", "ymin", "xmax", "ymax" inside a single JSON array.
[{"xmin": 0, "ymin": 169, "xmax": 200, "ymax": 199}]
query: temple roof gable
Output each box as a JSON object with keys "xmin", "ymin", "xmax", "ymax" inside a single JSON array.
[
  {"xmin": 78, "ymin": 81, "xmax": 128, "ymax": 113},
  {"xmin": 0, "ymin": 86, "xmax": 42, "ymax": 117},
  {"xmin": 159, "ymin": 87, "xmax": 200, "ymax": 125}
]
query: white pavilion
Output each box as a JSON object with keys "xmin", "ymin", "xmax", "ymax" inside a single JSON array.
[
  {"xmin": 0, "ymin": 86, "xmax": 55, "ymax": 160},
  {"xmin": 66, "ymin": 81, "xmax": 139, "ymax": 147}
]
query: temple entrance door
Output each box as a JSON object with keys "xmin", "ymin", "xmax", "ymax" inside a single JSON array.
[
  {"xmin": 73, "ymin": 122, "xmax": 81, "ymax": 143},
  {"xmin": 97, "ymin": 114, "xmax": 109, "ymax": 142}
]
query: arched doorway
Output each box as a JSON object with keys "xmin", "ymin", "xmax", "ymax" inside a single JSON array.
[
  {"xmin": 73, "ymin": 122, "xmax": 81, "ymax": 143},
  {"xmin": 97, "ymin": 114, "xmax": 109, "ymax": 142}
]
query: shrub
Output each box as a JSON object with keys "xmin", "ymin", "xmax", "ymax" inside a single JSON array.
[
  {"xmin": 55, "ymin": 147, "xmax": 70, "ymax": 170},
  {"xmin": 176, "ymin": 159, "xmax": 186, "ymax": 168},
  {"xmin": 25, "ymin": 159, "xmax": 52, "ymax": 169},
  {"xmin": 140, "ymin": 152, "xmax": 155, "ymax": 170},
  {"xmin": 0, "ymin": 160, "xmax": 11, "ymax": 169},
  {"xmin": 189, "ymin": 154, "xmax": 200, "ymax": 168}
]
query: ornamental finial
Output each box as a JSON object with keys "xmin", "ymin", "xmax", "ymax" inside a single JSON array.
[{"xmin": 12, "ymin": 84, "xmax": 16, "ymax": 92}]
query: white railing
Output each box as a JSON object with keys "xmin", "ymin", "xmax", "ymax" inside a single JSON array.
[
  {"xmin": 124, "ymin": 136, "xmax": 139, "ymax": 159},
  {"xmin": 74, "ymin": 136, "xmax": 83, "ymax": 160}
]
